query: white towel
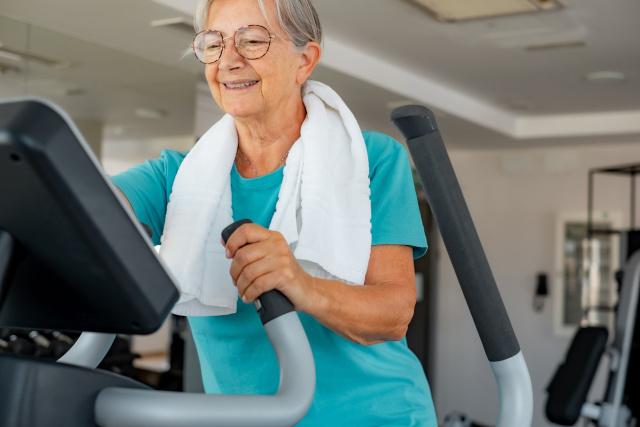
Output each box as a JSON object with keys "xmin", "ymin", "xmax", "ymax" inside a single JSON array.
[{"xmin": 161, "ymin": 80, "xmax": 371, "ymax": 316}]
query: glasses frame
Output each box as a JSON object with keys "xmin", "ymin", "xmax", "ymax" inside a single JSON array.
[{"xmin": 192, "ymin": 24, "xmax": 276, "ymax": 64}]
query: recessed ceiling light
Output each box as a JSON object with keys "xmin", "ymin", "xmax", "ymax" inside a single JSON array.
[
  {"xmin": 135, "ymin": 107, "xmax": 167, "ymax": 120},
  {"xmin": 407, "ymin": 0, "xmax": 562, "ymax": 22},
  {"xmin": 585, "ymin": 71, "xmax": 626, "ymax": 84}
]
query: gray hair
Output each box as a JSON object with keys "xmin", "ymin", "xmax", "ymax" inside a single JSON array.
[{"xmin": 195, "ymin": 0, "xmax": 322, "ymax": 48}]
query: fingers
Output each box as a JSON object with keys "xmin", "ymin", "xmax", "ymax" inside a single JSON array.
[
  {"xmin": 223, "ymin": 224, "xmax": 292, "ymax": 303},
  {"xmin": 240, "ymin": 270, "xmax": 282, "ymax": 303},
  {"xmin": 224, "ymin": 223, "xmax": 271, "ymax": 257},
  {"xmin": 236, "ymin": 256, "xmax": 281, "ymax": 301},
  {"xmin": 229, "ymin": 240, "xmax": 273, "ymax": 282}
]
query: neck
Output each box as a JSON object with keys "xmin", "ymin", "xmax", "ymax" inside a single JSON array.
[{"xmin": 234, "ymin": 94, "xmax": 306, "ymax": 177}]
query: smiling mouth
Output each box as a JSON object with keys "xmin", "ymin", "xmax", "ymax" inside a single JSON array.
[{"xmin": 222, "ymin": 80, "xmax": 259, "ymax": 89}]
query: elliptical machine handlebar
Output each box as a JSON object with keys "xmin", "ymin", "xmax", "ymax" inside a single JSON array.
[
  {"xmin": 391, "ymin": 105, "xmax": 533, "ymax": 427},
  {"xmin": 57, "ymin": 223, "xmax": 312, "ymax": 427}
]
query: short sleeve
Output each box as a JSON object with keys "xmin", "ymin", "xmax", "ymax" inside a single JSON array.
[
  {"xmin": 365, "ymin": 131, "xmax": 428, "ymax": 259},
  {"xmin": 111, "ymin": 150, "xmax": 185, "ymax": 245}
]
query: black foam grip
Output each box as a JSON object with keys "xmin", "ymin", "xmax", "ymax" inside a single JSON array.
[
  {"xmin": 221, "ymin": 220, "xmax": 295, "ymax": 324},
  {"xmin": 391, "ymin": 105, "xmax": 520, "ymax": 362}
]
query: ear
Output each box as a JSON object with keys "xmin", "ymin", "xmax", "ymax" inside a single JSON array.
[{"xmin": 295, "ymin": 41, "xmax": 322, "ymax": 85}]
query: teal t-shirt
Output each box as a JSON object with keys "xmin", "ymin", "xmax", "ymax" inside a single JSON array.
[{"xmin": 113, "ymin": 130, "xmax": 436, "ymax": 426}]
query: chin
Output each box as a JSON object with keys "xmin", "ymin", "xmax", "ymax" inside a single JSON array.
[{"xmin": 223, "ymin": 104, "xmax": 261, "ymax": 119}]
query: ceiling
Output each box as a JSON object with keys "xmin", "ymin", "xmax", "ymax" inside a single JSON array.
[
  {"xmin": 0, "ymin": 2, "xmax": 198, "ymax": 143},
  {"xmin": 314, "ymin": 0, "xmax": 640, "ymax": 140},
  {"xmin": 317, "ymin": 0, "xmax": 640, "ymax": 115},
  {"xmin": 0, "ymin": 0, "xmax": 638, "ymax": 153}
]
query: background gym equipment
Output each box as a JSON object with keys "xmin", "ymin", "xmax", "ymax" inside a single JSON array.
[
  {"xmin": 0, "ymin": 98, "xmax": 533, "ymax": 426},
  {"xmin": 545, "ymin": 249, "xmax": 639, "ymax": 427},
  {"xmin": 545, "ymin": 163, "xmax": 640, "ymax": 427}
]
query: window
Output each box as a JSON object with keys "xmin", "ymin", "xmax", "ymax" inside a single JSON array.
[{"xmin": 554, "ymin": 212, "xmax": 621, "ymax": 335}]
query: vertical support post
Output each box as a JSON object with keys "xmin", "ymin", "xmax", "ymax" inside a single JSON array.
[
  {"xmin": 588, "ymin": 171, "xmax": 595, "ymax": 240},
  {"xmin": 631, "ymin": 172, "xmax": 636, "ymax": 230}
]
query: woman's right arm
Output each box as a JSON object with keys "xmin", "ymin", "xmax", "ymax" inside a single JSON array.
[
  {"xmin": 110, "ymin": 149, "xmax": 184, "ymax": 244},
  {"xmin": 115, "ymin": 188, "xmax": 153, "ymax": 238}
]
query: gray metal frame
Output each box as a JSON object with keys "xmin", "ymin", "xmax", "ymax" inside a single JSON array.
[
  {"xmin": 57, "ymin": 333, "xmax": 116, "ymax": 368},
  {"xmin": 490, "ymin": 352, "xmax": 534, "ymax": 426},
  {"xmin": 601, "ymin": 251, "xmax": 640, "ymax": 427},
  {"xmin": 571, "ymin": 250, "xmax": 640, "ymax": 427},
  {"xmin": 59, "ymin": 312, "xmax": 315, "ymax": 427}
]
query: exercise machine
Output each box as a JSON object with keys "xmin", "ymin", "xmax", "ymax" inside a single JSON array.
[
  {"xmin": 0, "ymin": 98, "xmax": 533, "ymax": 426},
  {"xmin": 545, "ymin": 163, "xmax": 640, "ymax": 427},
  {"xmin": 545, "ymin": 255, "xmax": 639, "ymax": 426}
]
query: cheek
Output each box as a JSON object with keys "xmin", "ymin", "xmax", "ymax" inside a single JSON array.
[
  {"xmin": 257, "ymin": 63, "xmax": 298, "ymax": 100},
  {"xmin": 205, "ymin": 66, "xmax": 222, "ymax": 102},
  {"xmin": 204, "ymin": 64, "xmax": 216, "ymax": 85}
]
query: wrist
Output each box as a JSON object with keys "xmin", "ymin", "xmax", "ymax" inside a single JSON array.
[{"xmin": 301, "ymin": 275, "xmax": 325, "ymax": 315}]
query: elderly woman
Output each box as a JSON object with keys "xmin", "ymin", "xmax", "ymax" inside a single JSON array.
[{"xmin": 113, "ymin": 0, "xmax": 436, "ymax": 425}]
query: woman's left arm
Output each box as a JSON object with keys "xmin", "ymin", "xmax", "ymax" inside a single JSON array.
[
  {"xmin": 303, "ymin": 244, "xmax": 417, "ymax": 345},
  {"xmin": 225, "ymin": 224, "xmax": 417, "ymax": 345}
]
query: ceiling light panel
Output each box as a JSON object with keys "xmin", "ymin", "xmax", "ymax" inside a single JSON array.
[
  {"xmin": 409, "ymin": 0, "xmax": 562, "ymax": 22},
  {"xmin": 585, "ymin": 71, "xmax": 626, "ymax": 84}
]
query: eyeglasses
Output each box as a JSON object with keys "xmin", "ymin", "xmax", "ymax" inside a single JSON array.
[{"xmin": 193, "ymin": 25, "xmax": 276, "ymax": 64}]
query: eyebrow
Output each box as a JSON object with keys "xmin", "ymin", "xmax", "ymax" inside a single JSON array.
[{"xmin": 205, "ymin": 24, "xmax": 271, "ymax": 37}]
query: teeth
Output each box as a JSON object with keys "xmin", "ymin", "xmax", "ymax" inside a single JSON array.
[{"xmin": 224, "ymin": 81, "xmax": 258, "ymax": 89}]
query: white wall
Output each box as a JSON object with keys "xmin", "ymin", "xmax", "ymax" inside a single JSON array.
[
  {"xmin": 101, "ymin": 135, "xmax": 195, "ymax": 175},
  {"xmin": 431, "ymin": 141, "xmax": 640, "ymax": 426}
]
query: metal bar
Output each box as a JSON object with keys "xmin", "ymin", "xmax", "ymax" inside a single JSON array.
[
  {"xmin": 95, "ymin": 312, "xmax": 315, "ymax": 427},
  {"xmin": 57, "ymin": 332, "xmax": 116, "ymax": 369},
  {"xmin": 631, "ymin": 173, "xmax": 636, "ymax": 229},
  {"xmin": 603, "ymin": 251, "xmax": 640, "ymax": 427},
  {"xmin": 588, "ymin": 171, "xmax": 595, "ymax": 240},
  {"xmin": 490, "ymin": 352, "xmax": 534, "ymax": 427}
]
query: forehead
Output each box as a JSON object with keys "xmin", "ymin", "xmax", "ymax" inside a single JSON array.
[{"xmin": 207, "ymin": 0, "xmax": 273, "ymax": 31}]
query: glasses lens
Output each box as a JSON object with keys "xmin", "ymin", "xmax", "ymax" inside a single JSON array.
[
  {"xmin": 236, "ymin": 26, "xmax": 271, "ymax": 60},
  {"xmin": 194, "ymin": 31, "xmax": 223, "ymax": 63}
]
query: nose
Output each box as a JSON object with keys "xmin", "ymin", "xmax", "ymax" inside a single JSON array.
[{"xmin": 219, "ymin": 37, "xmax": 244, "ymax": 71}]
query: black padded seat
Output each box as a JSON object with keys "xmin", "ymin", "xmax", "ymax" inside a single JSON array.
[
  {"xmin": 545, "ymin": 326, "xmax": 609, "ymax": 425},
  {"xmin": 0, "ymin": 354, "xmax": 150, "ymax": 427}
]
